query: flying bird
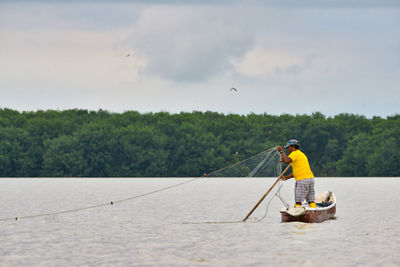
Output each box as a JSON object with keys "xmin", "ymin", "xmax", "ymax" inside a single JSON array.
[
  {"xmin": 230, "ymin": 88, "xmax": 238, "ymax": 92},
  {"xmin": 125, "ymin": 54, "xmax": 131, "ymax": 57}
]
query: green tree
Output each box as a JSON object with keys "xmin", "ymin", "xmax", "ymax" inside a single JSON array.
[{"xmin": 41, "ymin": 135, "xmax": 86, "ymax": 177}]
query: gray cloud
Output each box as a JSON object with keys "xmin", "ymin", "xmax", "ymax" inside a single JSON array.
[
  {"xmin": 123, "ymin": 6, "xmax": 255, "ymax": 82},
  {"xmin": 2, "ymin": 0, "xmax": 400, "ymax": 7},
  {"xmin": 0, "ymin": 1, "xmax": 399, "ymax": 117}
]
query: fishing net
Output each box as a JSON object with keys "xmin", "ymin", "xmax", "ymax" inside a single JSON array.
[
  {"xmin": 206, "ymin": 147, "xmax": 283, "ymax": 177},
  {"xmin": 0, "ymin": 146, "xmax": 284, "ymax": 222}
]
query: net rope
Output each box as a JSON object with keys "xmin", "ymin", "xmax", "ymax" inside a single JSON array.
[
  {"xmin": 206, "ymin": 147, "xmax": 281, "ymax": 177},
  {"xmin": 0, "ymin": 147, "xmax": 282, "ymax": 222},
  {"xmin": 183, "ymin": 181, "xmax": 288, "ymax": 224}
]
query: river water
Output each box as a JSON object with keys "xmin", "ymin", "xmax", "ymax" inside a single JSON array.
[{"xmin": 0, "ymin": 177, "xmax": 399, "ymax": 266}]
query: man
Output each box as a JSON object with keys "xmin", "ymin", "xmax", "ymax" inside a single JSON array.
[{"xmin": 276, "ymin": 139, "xmax": 316, "ymax": 209}]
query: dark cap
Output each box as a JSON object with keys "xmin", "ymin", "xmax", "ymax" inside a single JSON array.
[{"xmin": 284, "ymin": 139, "xmax": 299, "ymax": 149}]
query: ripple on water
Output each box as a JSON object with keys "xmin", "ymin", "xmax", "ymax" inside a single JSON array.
[{"xmin": 0, "ymin": 177, "xmax": 399, "ymax": 266}]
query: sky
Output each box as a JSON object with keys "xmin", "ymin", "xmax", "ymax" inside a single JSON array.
[{"xmin": 0, "ymin": 0, "xmax": 399, "ymax": 117}]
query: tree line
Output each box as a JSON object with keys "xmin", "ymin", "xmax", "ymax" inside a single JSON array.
[{"xmin": 0, "ymin": 108, "xmax": 399, "ymax": 177}]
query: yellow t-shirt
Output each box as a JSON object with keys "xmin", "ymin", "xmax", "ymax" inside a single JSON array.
[{"xmin": 288, "ymin": 150, "xmax": 314, "ymax": 180}]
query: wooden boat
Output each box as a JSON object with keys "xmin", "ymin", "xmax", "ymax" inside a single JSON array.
[{"xmin": 280, "ymin": 191, "xmax": 336, "ymax": 223}]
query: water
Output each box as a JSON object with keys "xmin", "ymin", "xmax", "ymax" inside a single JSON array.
[{"xmin": 0, "ymin": 178, "xmax": 399, "ymax": 266}]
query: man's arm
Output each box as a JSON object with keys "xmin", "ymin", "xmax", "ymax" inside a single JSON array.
[
  {"xmin": 276, "ymin": 146, "xmax": 292, "ymax": 164},
  {"xmin": 282, "ymin": 173, "xmax": 294, "ymax": 181}
]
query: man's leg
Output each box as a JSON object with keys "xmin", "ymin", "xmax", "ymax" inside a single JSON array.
[
  {"xmin": 306, "ymin": 179, "xmax": 316, "ymax": 208},
  {"xmin": 295, "ymin": 180, "xmax": 307, "ymax": 207}
]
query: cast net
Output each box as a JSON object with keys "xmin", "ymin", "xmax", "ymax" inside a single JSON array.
[
  {"xmin": 206, "ymin": 147, "xmax": 282, "ymax": 177},
  {"xmin": 0, "ymin": 146, "xmax": 284, "ymax": 222}
]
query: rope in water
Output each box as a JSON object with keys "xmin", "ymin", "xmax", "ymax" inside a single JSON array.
[
  {"xmin": 0, "ymin": 147, "xmax": 278, "ymax": 222},
  {"xmin": 256, "ymin": 181, "xmax": 288, "ymax": 222},
  {"xmin": 0, "ymin": 177, "xmax": 200, "ymax": 222},
  {"xmin": 182, "ymin": 180, "xmax": 289, "ymax": 224}
]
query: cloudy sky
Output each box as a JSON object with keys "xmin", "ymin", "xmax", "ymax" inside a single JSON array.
[{"xmin": 0, "ymin": 0, "xmax": 399, "ymax": 117}]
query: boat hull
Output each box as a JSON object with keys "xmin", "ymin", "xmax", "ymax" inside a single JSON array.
[
  {"xmin": 280, "ymin": 205, "xmax": 336, "ymax": 223},
  {"xmin": 280, "ymin": 191, "xmax": 336, "ymax": 223}
]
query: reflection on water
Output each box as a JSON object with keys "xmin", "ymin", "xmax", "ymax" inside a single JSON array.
[
  {"xmin": 291, "ymin": 222, "xmax": 316, "ymax": 235},
  {"xmin": 0, "ymin": 177, "xmax": 399, "ymax": 266}
]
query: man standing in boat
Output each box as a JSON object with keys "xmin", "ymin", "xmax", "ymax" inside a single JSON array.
[{"xmin": 276, "ymin": 140, "xmax": 316, "ymax": 209}]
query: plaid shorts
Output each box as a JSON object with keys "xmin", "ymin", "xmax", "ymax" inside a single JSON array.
[{"xmin": 295, "ymin": 178, "xmax": 315, "ymax": 203}]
